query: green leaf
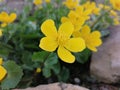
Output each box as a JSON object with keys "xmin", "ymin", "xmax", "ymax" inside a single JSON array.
[
  {"xmin": 44, "ymin": 53, "xmax": 58, "ymax": 68},
  {"xmin": 58, "ymin": 66, "xmax": 69, "ymax": 82},
  {"xmin": 51, "ymin": 62, "xmax": 61, "ymax": 75},
  {"xmin": 100, "ymin": 30, "xmax": 110, "ymax": 37},
  {"xmin": 32, "ymin": 51, "xmax": 50, "ymax": 63},
  {"xmin": 1, "ymin": 61, "xmax": 23, "ymax": 89},
  {"xmin": 75, "ymin": 49, "xmax": 91, "ymax": 64},
  {"xmin": 42, "ymin": 67, "xmax": 51, "ymax": 78}
]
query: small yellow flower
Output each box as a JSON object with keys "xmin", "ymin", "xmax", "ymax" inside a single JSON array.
[
  {"xmin": 110, "ymin": 10, "xmax": 118, "ymax": 17},
  {"xmin": 36, "ymin": 68, "xmax": 42, "ymax": 73},
  {"xmin": 45, "ymin": 0, "xmax": 51, "ymax": 3},
  {"xmin": 113, "ymin": 18, "xmax": 120, "ymax": 25},
  {"xmin": 61, "ymin": 10, "xmax": 85, "ymax": 32},
  {"xmin": 110, "ymin": 0, "xmax": 120, "ymax": 11},
  {"xmin": 39, "ymin": 19, "xmax": 86, "ymax": 63},
  {"xmin": 0, "ymin": 11, "xmax": 17, "ymax": 27},
  {"xmin": 0, "ymin": 58, "xmax": 7, "ymax": 82},
  {"xmin": 33, "ymin": 0, "xmax": 42, "ymax": 6},
  {"xmin": 98, "ymin": 4, "xmax": 110, "ymax": 10},
  {"xmin": 61, "ymin": 6, "xmax": 91, "ymax": 34},
  {"xmin": 76, "ymin": 25, "xmax": 102, "ymax": 52},
  {"xmin": 63, "ymin": 0, "xmax": 79, "ymax": 9},
  {"xmin": 0, "ymin": 29, "xmax": 3, "ymax": 37},
  {"xmin": 83, "ymin": 1, "xmax": 100, "ymax": 15}
]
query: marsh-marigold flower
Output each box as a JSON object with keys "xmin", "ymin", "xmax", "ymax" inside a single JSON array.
[
  {"xmin": 45, "ymin": 0, "xmax": 51, "ymax": 3},
  {"xmin": 39, "ymin": 19, "xmax": 86, "ymax": 63},
  {"xmin": 110, "ymin": 0, "xmax": 120, "ymax": 11},
  {"xmin": 33, "ymin": 0, "xmax": 42, "ymax": 6},
  {"xmin": 63, "ymin": 0, "xmax": 79, "ymax": 9},
  {"xmin": 77, "ymin": 25, "xmax": 102, "ymax": 52},
  {"xmin": 0, "ymin": 11, "xmax": 17, "ymax": 27},
  {"xmin": 83, "ymin": 1, "xmax": 100, "ymax": 15},
  {"xmin": 0, "ymin": 58, "xmax": 7, "ymax": 81}
]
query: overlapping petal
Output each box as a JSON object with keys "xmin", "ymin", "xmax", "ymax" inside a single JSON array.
[
  {"xmin": 57, "ymin": 46, "xmax": 75, "ymax": 63},
  {"xmin": 9, "ymin": 13, "xmax": 17, "ymax": 23},
  {"xmin": 41, "ymin": 19, "xmax": 57, "ymax": 38},
  {"xmin": 39, "ymin": 37, "xmax": 58, "ymax": 52},
  {"xmin": 58, "ymin": 22, "xmax": 74, "ymax": 38},
  {"xmin": 65, "ymin": 38, "xmax": 86, "ymax": 52},
  {"xmin": 0, "ymin": 66, "xmax": 7, "ymax": 81}
]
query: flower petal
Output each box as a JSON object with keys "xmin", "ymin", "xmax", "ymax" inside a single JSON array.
[
  {"xmin": 65, "ymin": 38, "xmax": 86, "ymax": 52},
  {"xmin": 41, "ymin": 19, "xmax": 57, "ymax": 38},
  {"xmin": 61, "ymin": 17, "xmax": 70, "ymax": 23},
  {"xmin": 91, "ymin": 31, "xmax": 101, "ymax": 38},
  {"xmin": 39, "ymin": 37, "xmax": 58, "ymax": 52},
  {"xmin": 87, "ymin": 45, "xmax": 97, "ymax": 52},
  {"xmin": 57, "ymin": 46, "xmax": 75, "ymax": 63},
  {"xmin": 0, "ymin": 66, "xmax": 7, "ymax": 81},
  {"xmin": 9, "ymin": 13, "xmax": 17, "ymax": 23},
  {"xmin": 81, "ymin": 25, "xmax": 91, "ymax": 35},
  {"xmin": 58, "ymin": 21, "xmax": 74, "ymax": 38}
]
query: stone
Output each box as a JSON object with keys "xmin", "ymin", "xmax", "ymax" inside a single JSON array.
[
  {"xmin": 14, "ymin": 82, "xmax": 89, "ymax": 90},
  {"xmin": 90, "ymin": 25, "xmax": 120, "ymax": 83}
]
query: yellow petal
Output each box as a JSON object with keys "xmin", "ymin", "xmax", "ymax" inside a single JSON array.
[
  {"xmin": 39, "ymin": 37, "xmax": 58, "ymax": 52},
  {"xmin": 81, "ymin": 25, "xmax": 91, "ymax": 35},
  {"xmin": 61, "ymin": 17, "xmax": 70, "ymax": 23},
  {"xmin": 41, "ymin": 19, "xmax": 57, "ymax": 38},
  {"xmin": 92, "ymin": 38, "xmax": 102, "ymax": 47},
  {"xmin": 87, "ymin": 45, "xmax": 97, "ymax": 52},
  {"xmin": 0, "ymin": 58, "xmax": 3, "ymax": 65},
  {"xmin": 57, "ymin": 46, "xmax": 75, "ymax": 63},
  {"xmin": 0, "ymin": 66, "xmax": 7, "ymax": 81},
  {"xmin": 65, "ymin": 38, "xmax": 86, "ymax": 52},
  {"xmin": 9, "ymin": 13, "xmax": 17, "ymax": 23},
  {"xmin": 91, "ymin": 31, "xmax": 101, "ymax": 38},
  {"xmin": 58, "ymin": 22, "xmax": 74, "ymax": 38}
]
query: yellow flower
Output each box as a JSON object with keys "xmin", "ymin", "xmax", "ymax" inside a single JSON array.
[
  {"xmin": 33, "ymin": 0, "xmax": 42, "ymax": 6},
  {"xmin": 113, "ymin": 18, "xmax": 120, "ymax": 25},
  {"xmin": 45, "ymin": 0, "xmax": 51, "ymax": 3},
  {"xmin": 36, "ymin": 68, "xmax": 42, "ymax": 73},
  {"xmin": 98, "ymin": 4, "xmax": 110, "ymax": 10},
  {"xmin": 0, "ymin": 29, "xmax": 3, "ymax": 37},
  {"xmin": 78, "ymin": 25, "xmax": 102, "ymax": 52},
  {"xmin": 39, "ymin": 19, "xmax": 86, "ymax": 63},
  {"xmin": 63, "ymin": 0, "xmax": 79, "ymax": 9},
  {"xmin": 61, "ymin": 10, "xmax": 85, "ymax": 32},
  {"xmin": 0, "ymin": 11, "xmax": 17, "ymax": 27},
  {"xmin": 61, "ymin": 6, "xmax": 91, "ymax": 35},
  {"xmin": 110, "ymin": 0, "xmax": 120, "ymax": 11},
  {"xmin": 83, "ymin": 1, "xmax": 100, "ymax": 15},
  {"xmin": 110, "ymin": 10, "xmax": 118, "ymax": 17},
  {"xmin": 0, "ymin": 58, "xmax": 7, "ymax": 82}
]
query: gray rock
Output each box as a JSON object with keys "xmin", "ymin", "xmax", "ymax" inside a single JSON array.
[
  {"xmin": 90, "ymin": 26, "xmax": 120, "ymax": 83},
  {"xmin": 14, "ymin": 82, "xmax": 89, "ymax": 90}
]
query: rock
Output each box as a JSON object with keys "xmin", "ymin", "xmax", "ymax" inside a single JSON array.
[
  {"xmin": 14, "ymin": 82, "xmax": 89, "ymax": 90},
  {"xmin": 90, "ymin": 26, "xmax": 120, "ymax": 83}
]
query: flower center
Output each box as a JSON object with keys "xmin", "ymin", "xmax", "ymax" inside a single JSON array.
[{"xmin": 57, "ymin": 33, "xmax": 68, "ymax": 46}]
